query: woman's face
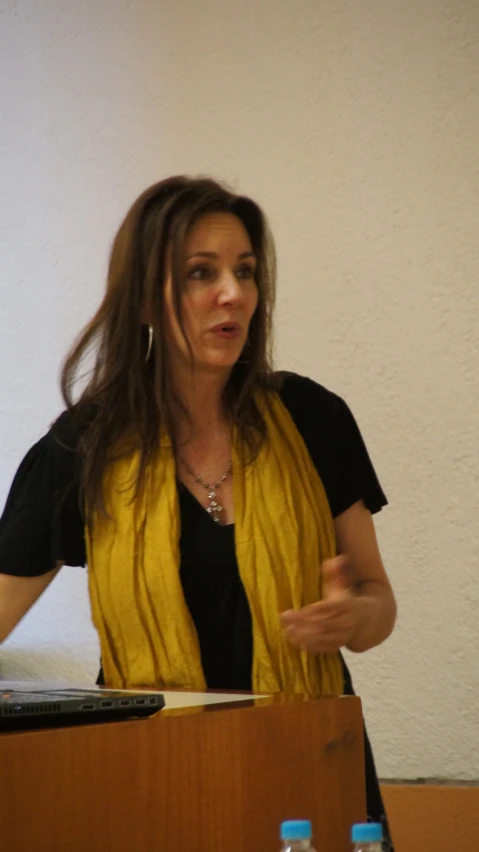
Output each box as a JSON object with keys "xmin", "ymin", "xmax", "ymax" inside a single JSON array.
[{"xmin": 164, "ymin": 212, "xmax": 258, "ymax": 378}]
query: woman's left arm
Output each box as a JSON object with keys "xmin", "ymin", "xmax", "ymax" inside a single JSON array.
[
  {"xmin": 334, "ymin": 499, "xmax": 397, "ymax": 652},
  {"xmin": 281, "ymin": 500, "xmax": 397, "ymax": 654}
]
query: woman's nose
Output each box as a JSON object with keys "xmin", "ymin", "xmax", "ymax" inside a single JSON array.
[{"xmin": 218, "ymin": 270, "xmax": 242, "ymax": 302}]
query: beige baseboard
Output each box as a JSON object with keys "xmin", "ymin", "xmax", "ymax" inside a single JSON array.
[{"xmin": 381, "ymin": 783, "xmax": 479, "ymax": 852}]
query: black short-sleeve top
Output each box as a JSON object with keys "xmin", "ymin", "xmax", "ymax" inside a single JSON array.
[{"xmin": 0, "ymin": 373, "xmax": 387, "ymax": 690}]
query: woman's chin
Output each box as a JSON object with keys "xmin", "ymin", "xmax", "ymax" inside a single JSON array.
[
  {"xmin": 201, "ymin": 344, "xmax": 244, "ymax": 366},
  {"xmin": 198, "ymin": 353, "xmax": 241, "ymax": 373}
]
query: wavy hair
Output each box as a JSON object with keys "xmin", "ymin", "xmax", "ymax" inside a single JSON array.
[{"xmin": 60, "ymin": 176, "xmax": 277, "ymax": 515}]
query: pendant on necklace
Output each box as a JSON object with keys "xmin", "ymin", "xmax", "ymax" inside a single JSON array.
[{"xmin": 207, "ymin": 489, "xmax": 223, "ymax": 523}]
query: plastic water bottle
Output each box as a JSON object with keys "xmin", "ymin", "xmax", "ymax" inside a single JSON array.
[
  {"xmin": 280, "ymin": 820, "xmax": 317, "ymax": 851},
  {"xmin": 351, "ymin": 822, "xmax": 383, "ymax": 851}
]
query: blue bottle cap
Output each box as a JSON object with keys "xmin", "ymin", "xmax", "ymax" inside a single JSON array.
[
  {"xmin": 351, "ymin": 823, "xmax": 383, "ymax": 843},
  {"xmin": 281, "ymin": 820, "xmax": 312, "ymax": 841}
]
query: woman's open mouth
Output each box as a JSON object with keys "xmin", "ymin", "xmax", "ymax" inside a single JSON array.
[{"xmin": 210, "ymin": 323, "xmax": 241, "ymax": 339}]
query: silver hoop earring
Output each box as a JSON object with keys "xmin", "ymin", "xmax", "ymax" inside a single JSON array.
[{"xmin": 145, "ymin": 325, "xmax": 153, "ymax": 362}]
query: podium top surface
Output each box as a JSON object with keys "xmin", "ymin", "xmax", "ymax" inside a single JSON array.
[{"xmin": 0, "ymin": 679, "xmax": 358, "ymax": 728}]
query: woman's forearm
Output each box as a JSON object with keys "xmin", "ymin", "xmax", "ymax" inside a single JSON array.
[{"xmin": 346, "ymin": 580, "xmax": 397, "ymax": 653}]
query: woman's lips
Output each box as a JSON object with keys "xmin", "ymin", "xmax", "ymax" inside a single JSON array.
[{"xmin": 210, "ymin": 322, "xmax": 241, "ymax": 339}]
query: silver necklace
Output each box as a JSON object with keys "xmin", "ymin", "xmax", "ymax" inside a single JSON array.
[{"xmin": 178, "ymin": 455, "xmax": 232, "ymax": 524}]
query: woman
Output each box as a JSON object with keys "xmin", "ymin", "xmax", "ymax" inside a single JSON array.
[{"xmin": 0, "ymin": 176, "xmax": 396, "ymax": 847}]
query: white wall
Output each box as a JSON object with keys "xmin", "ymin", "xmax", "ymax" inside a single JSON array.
[{"xmin": 1, "ymin": 0, "xmax": 478, "ymax": 781}]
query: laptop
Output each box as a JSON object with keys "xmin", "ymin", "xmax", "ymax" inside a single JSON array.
[{"xmin": 0, "ymin": 686, "xmax": 165, "ymax": 731}]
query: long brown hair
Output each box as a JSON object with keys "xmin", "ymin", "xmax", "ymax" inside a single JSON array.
[{"xmin": 60, "ymin": 176, "xmax": 277, "ymax": 515}]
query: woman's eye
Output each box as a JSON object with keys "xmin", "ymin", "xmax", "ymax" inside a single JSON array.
[
  {"xmin": 186, "ymin": 263, "xmax": 255, "ymax": 282},
  {"xmin": 187, "ymin": 265, "xmax": 212, "ymax": 281},
  {"xmin": 236, "ymin": 265, "xmax": 256, "ymax": 280}
]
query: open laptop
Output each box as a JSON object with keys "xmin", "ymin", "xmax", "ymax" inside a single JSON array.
[{"xmin": 0, "ymin": 685, "xmax": 165, "ymax": 731}]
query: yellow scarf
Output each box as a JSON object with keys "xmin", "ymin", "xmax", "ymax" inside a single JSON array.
[{"xmin": 86, "ymin": 393, "xmax": 343, "ymax": 696}]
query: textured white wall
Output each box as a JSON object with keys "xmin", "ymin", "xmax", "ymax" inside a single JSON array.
[{"xmin": 0, "ymin": 0, "xmax": 478, "ymax": 781}]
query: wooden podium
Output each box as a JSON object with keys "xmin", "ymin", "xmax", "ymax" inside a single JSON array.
[{"xmin": 0, "ymin": 692, "xmax": 365, "ymax": 851}]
